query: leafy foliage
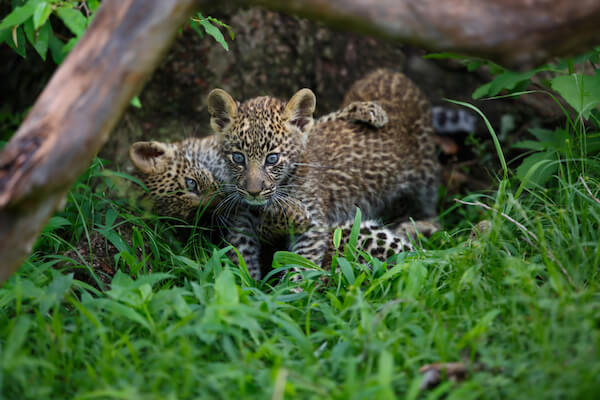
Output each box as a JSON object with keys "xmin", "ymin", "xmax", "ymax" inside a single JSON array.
[
  {"xmin": 429, "ymin": 48, "xmax": 600, "ymax": 192},
  {"xmin": 0, "ymin": 1, "xmax": 233, "ymax": 109},
  {"xmin": 190, "ymin": 12, "xmax": 234, "ymax": 51},
  {"xmin": 1, "ymin": 1, "xmax": 233, "ymax": 62},
  {"xmin": 0, "ymin": 0, "xmax": 97, "ymax": 62}
]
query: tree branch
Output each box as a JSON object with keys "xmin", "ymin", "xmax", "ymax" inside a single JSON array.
[
  {"xmin": 247, "ymin": 0, "xmax": 600, "ymax": 69},
  {"xmin": 0, "ymin": 0, "xmax": 200, "ymax": 282}
]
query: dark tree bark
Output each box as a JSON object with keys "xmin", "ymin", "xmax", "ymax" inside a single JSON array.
[{"xmin": 0, "ymin": 0, "xmax": 201, "ymax": 282}]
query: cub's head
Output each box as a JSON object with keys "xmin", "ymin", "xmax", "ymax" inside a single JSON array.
[
  {"xmin": 129, "ymin": 139, "xmax": 222, "ymax": 220},
  {"xmin": 207, "ymin": 88, "xmax": 316, "ymax": 206}
]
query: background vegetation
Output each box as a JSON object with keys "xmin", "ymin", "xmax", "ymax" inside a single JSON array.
[{"xmin": 1, "ymin": 1, "xmax": 600, "ymax": 399}]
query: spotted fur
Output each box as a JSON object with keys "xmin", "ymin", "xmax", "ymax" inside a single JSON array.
[
  {"xmin": 129, "ymin": 137, "xmax": 227, "ymax": 221},
  {"xmin": 209, "ymin": 69, "xmax": 440, "ymax": 278},
  {"xmin": 130, "ymin": 100, "xmax": 411, "ymax": 278}
]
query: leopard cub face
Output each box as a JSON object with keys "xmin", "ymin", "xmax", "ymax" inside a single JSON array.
[
  {"xmin": 207, "ymin": 88, "xmax": 316, "ymax": 206},
  {"xmin": 129, "ymin": 140, "xmax": 221, "ymax": 220}
]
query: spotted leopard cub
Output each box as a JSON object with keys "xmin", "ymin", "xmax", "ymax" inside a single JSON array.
[
  {"xmin": 208, "ymin": 69, "xmax": 440, "ymax": 278},
  {"xmin": 129, "ymin": 137, "xmax": 226, "ymax": 222}
]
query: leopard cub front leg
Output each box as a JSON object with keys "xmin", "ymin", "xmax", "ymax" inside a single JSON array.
[
  {"xmin": 257, "ymin": 199, "xmax": 312, "ymax": 240},
  {"xmin": 224, "ymin": 211, "xmax": 263, "ymax": 280}
]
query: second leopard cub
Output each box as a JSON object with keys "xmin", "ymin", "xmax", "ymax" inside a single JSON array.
[{"xmin": 209, "ymin": 69, "xmax": 439, "ymax": 274}]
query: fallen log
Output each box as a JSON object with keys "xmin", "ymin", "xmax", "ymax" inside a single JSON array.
[{"xmin": 247, "ymin": 0, "xmax": 600, "ymax": 69}]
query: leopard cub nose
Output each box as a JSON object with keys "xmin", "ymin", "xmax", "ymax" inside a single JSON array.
[{"xmin": 245, "ymin": 178, "xmax": 264, "ymax": 197}]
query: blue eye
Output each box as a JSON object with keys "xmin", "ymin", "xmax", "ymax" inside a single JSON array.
[
  {"xmin": 185, "ymin": 177, "xmax": 198, "ymax": 192},
  {"xmin": 265, "ymin": 153, "xmax": 279, "ymax": 166},
  {"xmin": 232, "ymin": 152, "xmax": 245, "ymax": 165}
]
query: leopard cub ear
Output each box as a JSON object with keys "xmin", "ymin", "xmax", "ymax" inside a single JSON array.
[
  {"xmin": 207, "ymin": 89, "xmax": 238, "ymax": 134},
  {"xmin": 129, "ymin": 141, "xmax": 174, "ymax": 175},
  {"xmin": 283, "ymin": 88, "xmax": 316, "ymax": 134}
]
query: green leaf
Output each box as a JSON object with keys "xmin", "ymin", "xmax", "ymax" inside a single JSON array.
[
  {"xmin": 97, "ymin": 227, "xmax": 129, "ymax": 255},
  {"xmin": 214, "ymin": 269, "xmax": 239, "ymax": 306},
  {"xmin": 270, "ymin": 314, "xmax": 311, "ymax": 353},
  {"xmin": 130, "ymin": 96, "xmax": 142, "ymax": 108},
  {"xmin": 472, "ymin": 82, "xmax": 492, "ymax": 100},
  {"xmin": 198, "ymin": 18, "xmax": 229, "ymax": 51},
  {"xmin": 404, "ymin": 262, "xmax": 427, "ymax": 299},
  {"xmin": 515, "ymin": 151, "xmax": 558, "ymax": 192},
  {"xmin": 512, "ymin": 140, "xmax": 547, "ymax": 151},
  {"xmin": 120, "ymin": 251, "xmax": 141, "ymax": 273},
  {"xmin": 33, "ymin": 2, "xmax": 52, "ymax": 30},
  {"xmin": 189, "ymin": 18, "xmax": 204, "ymax": 38},
  {"xmin": 332, "ymin": 227, "xmax": 342, "ymax": 249},
  {"xmin": 337, "ymin": 257, "xmax": 355, "ymax": 285},
  {"xmin": 473, "ymin": 69, "xmax": 538, "ymax": 99},
  {"xmin": 172, "ymin": 292, "xmax": 192, "ymax": 318},
  {"xmin": 520, "ymin": 128, "xmax": 569, "ymax": 153},
  {"xmin": 347, "ymin": 207, "xmax": 362, "ymax": 250},
  {"xmin": 62, "ymin": 36, "xmax": 78, "ymax": 54},
  {"xmin": 0, "ymin": 0, "xmax": 41, "ymax": 30},
  {"xmin": 466, "ymin": 60, "xmax": 483, "ymax": 72},
  {"xmin": 551, "ymin": 72, "xmax": 600, "ymax": 119},
  {"xmin": 24, "ymin": 18, "xmax": 49, "ymax": 60},
  {"xmin": 0, "ymin": 28, "xmax": 10, "ymax": 46},
  {"xmin": 42, "ymin": 216, "xmax": 71, "ymax": 233},
  {"xmin": 56, "ymin": 7, "xmax": 87, "ymax": 37},
  {"xmin": 48, "ymin": 31, "xmax": 65, "ymax": 63},
  {"xmin": 88, "ymin": 0, "xmax": 100, "ymax": 12},
  {"xmin": 273, "ymin": 251, "xmax": 320, "ymax": 270}
]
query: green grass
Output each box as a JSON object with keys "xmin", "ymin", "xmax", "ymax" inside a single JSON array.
[
  {"xmin": 1, "ymin": 150, "xmax": 599, "ymax": 399},
  {"xmin": 2, "ymin": 114, "xmax": 600, "ymax": 399}
]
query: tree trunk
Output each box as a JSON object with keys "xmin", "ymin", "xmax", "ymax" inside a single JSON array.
[{"xmin": 0, "ymin": 0, "xmax": 200, "ymax": 282}]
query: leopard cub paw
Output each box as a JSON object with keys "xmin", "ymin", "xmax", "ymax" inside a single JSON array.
[{"xmin": 344, "ymin": 101, "xmax": 389, "ymax": 128}]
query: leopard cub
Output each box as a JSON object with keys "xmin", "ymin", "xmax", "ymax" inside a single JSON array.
[{"xmin": 208, "ymin": 69, "xmax": 440, "ymax": 278}]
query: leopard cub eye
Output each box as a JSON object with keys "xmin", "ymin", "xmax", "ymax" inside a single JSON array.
[
  {"xmin": 232, "ymin": 152, "xmax": 245, "ymax": 165},
  {"xmin": 265, "ymin": 153, "xmax": 280, "ymax": 166},
  {"xmin": 185, "ymin": 177, "xmax": 198, "ymax": 193}
]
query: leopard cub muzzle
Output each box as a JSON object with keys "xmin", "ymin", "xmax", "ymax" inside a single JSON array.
[{"xmin": 238, "ymin": 161, "xmax": 275, "ymax": 206}]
